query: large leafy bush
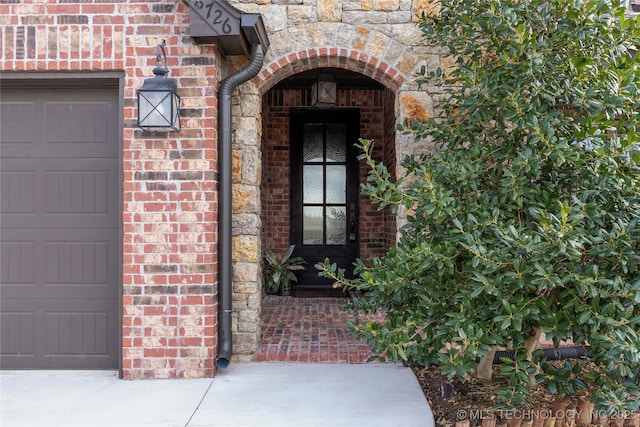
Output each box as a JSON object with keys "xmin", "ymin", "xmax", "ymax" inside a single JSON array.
[{"xmin": 318, "ymin": 0, "xmax": 640, "ymax": 413}]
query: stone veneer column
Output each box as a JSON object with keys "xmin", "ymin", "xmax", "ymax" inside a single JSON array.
[{"xmin": 230, "ymin": 72, "xmax": 263, "ymax": 361}]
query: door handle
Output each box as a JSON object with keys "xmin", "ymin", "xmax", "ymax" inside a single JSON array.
[
  {"xmin": 349, "ymin": 220, "xmax": 356, "ymax": 241},
  {"xmin": 349, "ymin": 203, "xmax": 357, "ymax": 242}
]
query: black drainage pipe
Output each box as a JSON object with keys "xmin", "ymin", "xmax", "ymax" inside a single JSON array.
[
  {"xmin": 406, "ymin": 346, "xmax": 588, "ymax": 368},
  {"xmin": 491, "ymin": 346, "xmax": 587, "ymax": 364},
  {"xmin": 438, "ymin": 347, "xmax": 589, "ymax": 398},
  {"xmin": 215, "ymin": 43, "xmax": 265, "ymax": 369}
]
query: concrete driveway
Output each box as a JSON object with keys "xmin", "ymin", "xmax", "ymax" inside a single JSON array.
[{"xmin": 1, "ymin": 362, "xmax": 435, "ymax": 427}]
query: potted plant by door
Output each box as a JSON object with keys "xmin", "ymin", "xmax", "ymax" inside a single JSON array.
[{"xmin": 264, "ymin": 245, "xmax": 306, "ymax": 296}]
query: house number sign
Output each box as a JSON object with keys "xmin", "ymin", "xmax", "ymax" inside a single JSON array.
[{"xmin": 182, "ymin": 0, "xmax": 241, "ymax": 36}]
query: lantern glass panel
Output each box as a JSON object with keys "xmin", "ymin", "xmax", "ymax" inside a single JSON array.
[
  {"xmin": 311, "ymin": 76, "xmax": 337, "ymax": 107},
  {"xmin": 137, "ymin": 89, "xmax": 180, "ymax": 131}
]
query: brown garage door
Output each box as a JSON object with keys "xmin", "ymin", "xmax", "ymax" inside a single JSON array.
[{"xmin": 0, "ymin": 83, "xmax": 120, "ymax": 369}]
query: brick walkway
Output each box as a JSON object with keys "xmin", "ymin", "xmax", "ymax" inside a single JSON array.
[{"xmin": 256, "ymin": 295, "xmax": 386, "ymax": 363}]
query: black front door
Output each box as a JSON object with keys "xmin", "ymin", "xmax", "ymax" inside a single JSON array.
[{"xmin": 290, "ymin": 109, "xmax": 360, "ymax": 290}]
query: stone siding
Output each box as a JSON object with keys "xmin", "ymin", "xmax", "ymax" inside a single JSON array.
[{"xmin": 228, "ymin": 0, "xmax": 441, "ymax": 359}]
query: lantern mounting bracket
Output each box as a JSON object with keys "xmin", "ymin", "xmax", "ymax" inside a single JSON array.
[{"xmin": 152, "ymin": 40, "xmax": 169, "ymax": 77}]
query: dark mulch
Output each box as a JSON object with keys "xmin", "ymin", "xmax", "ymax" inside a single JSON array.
[
  {"xmin": 412, "ymin": 364, "xmax": 563, "ymax": 425},
  {"xmin": 410, "ymin": 361, "xmax": 640, "ymax": 427}
]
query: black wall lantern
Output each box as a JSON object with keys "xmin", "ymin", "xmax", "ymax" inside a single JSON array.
[
  {"xmin": 137, "ymin": 40, "xmax": 181, "ymax": 132},
  {"xmin": 311, "ymin": 74, "xmax": 337, "ymax": 107}
]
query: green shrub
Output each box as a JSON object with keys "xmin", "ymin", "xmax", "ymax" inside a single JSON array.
[{"xmin": 318, "ymin": 0, "xmax": 640, "ymax": 413}]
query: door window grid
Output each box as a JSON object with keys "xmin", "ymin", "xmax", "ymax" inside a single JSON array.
[{"xmin": 302, "ymin": 123, "xmax": 347, "ymax": 246}]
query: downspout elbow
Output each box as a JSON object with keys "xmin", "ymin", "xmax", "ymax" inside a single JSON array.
[
  {"xmin": 219, "ymin": 44, "xmax": 265, "ymax": 98},
  {"xmin": 215, "ymin": 43, "xmax": 265, "ymax": 370}
]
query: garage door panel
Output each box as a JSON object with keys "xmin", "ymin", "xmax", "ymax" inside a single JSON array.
[
  {"xmin": 39, "ymin": 298, "xmax": 118, "ymax": 369},
  {"xmin": 1, "ymin": 305, "xmax": 117, "ymax": 370},
  {"xmin": 0, "ymin": 241, "xmax": 35, "ymax": 285},
  {"xmin": 45, "ymin": 169, "xmax": 113, "ymax": 218},
  {"xmin": 43, "ymin": 240, "xmax": 113, "ymax": 292},
  {"xmin": 45, "ymin": 101, "xmax": 111, "ymax": 145},
  {"xmin": 0, "ymin": 311, "xmax": 36, "ymax": 356},
  {"xmin": 44, "ymin": 309, "xmax": 113, "ymax": 356},
  {"xmin": 0, "ymin": 102, "xmax": 36, "ymax": 146},
  {"xmin": 2, "ymin": 92, "xmax": 116, "ymax": 158},
  {"xmin": 0, "ymin": 170, "xmax": 36, "ymax": 214},
  {"xmin": 0, "ymin": 162, "xmax": 118, "ymax": 229},
  {"xmin": 42, "ymin": 98, "xmax": 117, "ymax": 159},
  {"xmin": 1, "ymin": 234, "xmax": 117, "ymax": 299},
  {"xmin": 1, "ymin": 283, "xmax": 118, "ymax": 369},
  {"xmin": 0, "ymin": 84, "xmax": 119, "ymax": 370}
]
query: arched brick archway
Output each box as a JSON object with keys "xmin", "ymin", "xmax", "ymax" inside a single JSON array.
[{"xmin": 253, "ymin": 48, "xmax": 407, "ymax": 94}]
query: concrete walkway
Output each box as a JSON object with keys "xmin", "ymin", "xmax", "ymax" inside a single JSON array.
[{"xmin": 1, "ymin": 363, "xmax": 435, "ymax": 427}]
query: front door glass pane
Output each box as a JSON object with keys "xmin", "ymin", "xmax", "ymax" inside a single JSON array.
[
  {"xmin": 325, "ymin": 165, "xmax": 346, "ymax": 204},
  {"xmin": 303, "ymin": 206, "xmax": 324, "ymax": 245},
  {"xmin": 303, "ymin": 124, "xmax": 324, "ymax": 162},
  {"xmin": 326, "ymin": 124, "xmax": 346, "ymax": 162},
  {"xmin": 326, "ymin": 207, "xmax": 347, "ymax": 245},
  {"xmin": 303, "ymin": 165, "xmax": 323, "ymax": 204}
]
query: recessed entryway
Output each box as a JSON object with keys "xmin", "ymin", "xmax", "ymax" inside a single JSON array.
[{"xmin": 261, "ymin": 69, "xmax": 397, "ymax": 295}]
